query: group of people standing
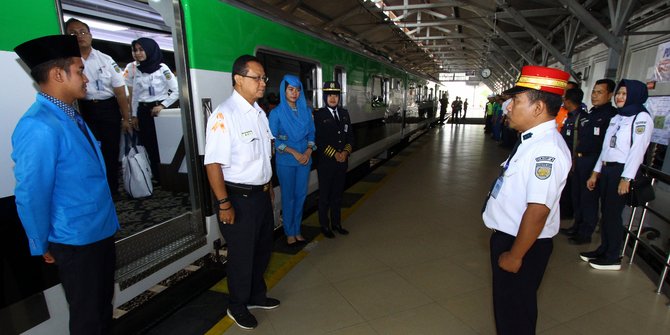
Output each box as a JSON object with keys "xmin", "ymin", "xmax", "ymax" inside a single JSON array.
[
  {"xmin": 11, "ymin": 19, "xmax": 179, "ymax": 334},
  {"xmin": 483, "ymin": 64, "xmax": 653, "ymax": 335},
  {"xmin": 66, "ymin": 18, "xmax": 177, "ymax": 193},
  {"xmin": 204, "ymin": 56, "xmax": 354, "ymax": 329}
]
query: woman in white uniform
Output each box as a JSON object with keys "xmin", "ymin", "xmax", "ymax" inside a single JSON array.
[
  {"xmin": 126, "ymin": 37, "xmax": 178, "ymax": 183},
  {"xmin": 583, "ymin": 79, "xmax": 653, "ymax": 270}
]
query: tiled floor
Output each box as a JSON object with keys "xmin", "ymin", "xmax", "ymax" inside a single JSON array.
[{"xmin": 219, "ymin": 124, "xmax": 670, "ymax": 335}]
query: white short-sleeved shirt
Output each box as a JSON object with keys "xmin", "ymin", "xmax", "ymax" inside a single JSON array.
[
  {"xmin": 483, "ymin": 120, "xmax": 571, "ymax": 238},
  {"xmin": 125, "ymin": 63, "xmax": 179, "ymax": 115},
  {"xmin": 204, "ymin": 90, "xmax": 273, "ymax": 185},
  {"xmin": 83, "ymin": 48, "xmax": 125, "ymax": 100},
  {"xmin": 593, "ymin": 112, "xmax": 653, "ymax": 179}
]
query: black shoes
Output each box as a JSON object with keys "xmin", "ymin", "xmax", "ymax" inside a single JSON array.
[
  {"xmin": 579, "ymin": 250, "xmax": 602, "ymax": 262},
  {"xmin": 560, "ymin": 226, "xmax": 577, "ymax": 237},
  {"xmin": 227, "ymin": 308, "xmax": 258, "ymax": 330},
  {"xmin": 333, "ymin": 226, "xmax": 349, "ymax": 235},
  {"xmin": 568, "ymin": 236, "xmax": 592, "ymax": 245},
  {"xmin": 322, "ymin": 228, "xmax": 335, "ymax": 238},
  {"xmin": 248, "ymin": 297, "xmax": 280, "ymax": 310},
  {"xmin": 589, "ymin": 258, "xmax": 622, "ymax": 271}
]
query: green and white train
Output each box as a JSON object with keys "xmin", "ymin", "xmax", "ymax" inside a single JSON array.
[{"xmin": 0, "ymin": 1, "xmax": 446, "ymax": 333}]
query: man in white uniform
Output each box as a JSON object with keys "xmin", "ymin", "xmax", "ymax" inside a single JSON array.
[
  {"xmin": 204, "ymin": 55, "xmax": 279, "ymax": 330},
  {"xmin": 482, "ymin": 65, "xmax": 572, "ymax": 335},
  {"xmin": 65, "ymin": 18, "xmax": 131, "ymax": 197}
]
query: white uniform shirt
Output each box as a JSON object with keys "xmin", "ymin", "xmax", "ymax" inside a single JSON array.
[
  {"xmin": 204, "ymin": 90, "xmax": 274, "ymax": 185},
  {"xmin": 82, "ymin": 48, "xmax": 125, "ymax": 100},
  {"xmin": 125, "ymin": 63, "xmax": 178, "ymax": 116},
  {"xmin": 593, "ymin": 112, "xmax": 653, "ymax": 179},
  {"xmin": 483, "ymin": 120, "xmax": 571, "ymax": 238}
]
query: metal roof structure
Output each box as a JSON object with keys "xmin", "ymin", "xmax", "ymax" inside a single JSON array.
[{"xmin": 242, "ymin": 0, "xmax": 670, "ymax": 90}]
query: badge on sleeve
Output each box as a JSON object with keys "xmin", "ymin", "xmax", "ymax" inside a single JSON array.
[
  {"xmin": 635, "ymin": 124, "xmax": 646, "ymax": 134},
  {"xmin": 163, "ymin": 70, "xmax": 172, "ymax": 80},
  {"xmin": 211, "ymin": 113, "xmax": 225, "ymax": 132},
  {"xmin": 534, "ymin": 156, "xmax": 555, "ymax": 180},
  {"xmin": 113, "ymin": 64, "xmax": 121, "ymax": 73}
]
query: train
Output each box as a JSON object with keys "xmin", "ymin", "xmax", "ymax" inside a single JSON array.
[{"xmin": 0, "ymin": 1, "xmax": 447, "ymax": 333}]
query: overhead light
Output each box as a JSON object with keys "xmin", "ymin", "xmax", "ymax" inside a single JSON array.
[{"xmin": 63, "ymin": 14, "xmax": 127, "ymax": 31}]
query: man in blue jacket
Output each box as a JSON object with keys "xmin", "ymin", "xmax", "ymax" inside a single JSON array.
[{"xmin": 12, "ymin": 35, "xmax": 119, "ymax": 335}]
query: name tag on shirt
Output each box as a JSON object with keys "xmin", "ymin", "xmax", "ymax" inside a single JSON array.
[
  {"xmin": 241, "ymin": 130, "xmax": 255, "ymax": 140},
  {"xmin": 594, "ymin": 127, "xmax": 600, "ymax": 136},
  {"xmin": 566, "ymin": 129, "xmax": 571, "ymax": 136},
  {"xmin": 344, "ymin": 124, "xmax": 348, "ymax": 132},
  {"xmin": 491, "ymin": 176, "xmax": 503, "ymax": 199}
]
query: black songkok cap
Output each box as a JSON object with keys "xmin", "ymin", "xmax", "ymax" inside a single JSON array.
[
  {"xmin": 323, "ymin": 81, "xmax": 342, "ymax": 94},
  {"xmin": 14, "ymin": 35, "xmax": 80, "ymax": 70}
]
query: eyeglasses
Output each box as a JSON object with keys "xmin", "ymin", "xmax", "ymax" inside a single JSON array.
[
  {"xmin": 238, "ymin": 74, "xmax": 269, "ymax": 83},
  {"xmin": 68, "ymin": 30, "xmax": 91, "ymax": 37}
]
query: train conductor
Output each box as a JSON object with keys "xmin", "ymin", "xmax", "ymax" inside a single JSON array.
[
  {"xmin": 482, "ymin": 65, "xmax": 571, "ymax": 335},
  {"xmin": 315, "ymin": 81, "xmax": 354, "ymax": 238}
]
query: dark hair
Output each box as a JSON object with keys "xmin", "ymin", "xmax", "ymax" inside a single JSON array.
[
  {"xmin": 567, "ymin": 81, "xmax": 579, "ymax": 89},
  {"xmin": 64, "ymin": 18, "xmax": 90, "ymax": 32},
  {"xmin": 231, "ymin": 55, "xmax": 261, "ymax": 86},
  {"xmin": 525, "ymin": 90, "xmax": 563, "ymax": 117},
  {"xmin": 564, "ymin": 88, "xmax": 584, "ymax": 106},
  {"xmin": 594, "ymin": 78, "xmax": 616, "ymax": 93},
  {"xmin": 30, "ymin": 57, "xmax": 76, "ymax": 84}
]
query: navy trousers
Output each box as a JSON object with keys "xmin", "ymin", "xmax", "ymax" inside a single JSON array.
[
  {"xmin": 49, "ymin": 236, "xmax": 116, "ymax": 335},
  {"xmin": 491, "ymin": 231, "xmax": 553, "ymax": 335},
  {"xmin": 317, "ymin": 160, "xmax": 347, "ymax": 230},
  {"xmin": 79, "ymin": 98, "xmax": 121, "ymax": 195},
  {"xmin": 595, "ymin": 164, "xmax": 627, "ymax": 260},
  {"xmin": 572, "ymin": 155, "xmax": 600, "ymax": 238},
  {"xmin": 219, "ymin": 189, "xmax": 274, "ymax": 313}
]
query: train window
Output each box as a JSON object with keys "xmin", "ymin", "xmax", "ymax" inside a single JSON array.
[
  {"xmin": 429, "ymin": 88, "xmax": 434, "ymax": 101},
  {"xmin": 256, "ymin": 50, "xmax": 320, "ymax": 111},
  {"xmin": 334, "ymin": 66, "xmax": 347, "ymax": 107},
  {"xmin": 371, "ymin": 75, "xmax": 386, "ymax": 107}
]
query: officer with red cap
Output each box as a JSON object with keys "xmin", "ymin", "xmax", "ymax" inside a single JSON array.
[{"xmin": 482, "ymin": 65, "xmax": 572, "ymax": 335}]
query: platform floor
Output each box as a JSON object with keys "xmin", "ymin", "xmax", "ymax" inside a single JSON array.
[{"xmin": 208, "ymin": 124, "xmax": 670, "ymax": 334}]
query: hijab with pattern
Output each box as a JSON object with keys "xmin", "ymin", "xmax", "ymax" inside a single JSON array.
[
  {"xmin": 615, "ymin": 79, "xmax": 648, "ymax": 117},
  {"xmin": 272, "ymin": 74, "xmax": 312, "ymax": 140},
  {"xmin": 132, "ymin": 37, "xmax": 162, "ymax": 74}
]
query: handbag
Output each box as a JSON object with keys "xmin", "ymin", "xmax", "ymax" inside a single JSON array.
[
  {"xmin": 122, "ymin": 132, "xmax": 153, "ymax": 198},
  {"xmin": 626, "ymin": 172, "xmax": 655, "ymax": 207}
]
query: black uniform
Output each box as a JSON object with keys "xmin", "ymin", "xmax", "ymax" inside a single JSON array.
[
  {"xmin": 314, "ymin": 106, "xmax": 354, "ymax": 234},
  {"xmin": 570, "ymin": 103, "xmax": 617, "ymax": 240},
  {"xmin": 558, "ymin": 107, "xmax": 582, "ymax": 219}
]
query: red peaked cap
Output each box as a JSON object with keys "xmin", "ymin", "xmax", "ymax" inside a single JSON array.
[{"xmin": 503, "ymin": 65, "xmax": 570, "ymax": 96}]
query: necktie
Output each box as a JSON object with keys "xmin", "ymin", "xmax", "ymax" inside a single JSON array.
[
  {"xmin": 482, "ymin": 133, "xmax": 530, "ymax": 213},
  {"xmin": 74, "ymin": 113, "xmax": 95, "ymax": 149},
  {"xmin": 333, "ymin": 109, "xmax": 340, "ymax": 123}
]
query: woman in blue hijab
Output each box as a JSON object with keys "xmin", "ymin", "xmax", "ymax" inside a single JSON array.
[
  {"xmin": 583, "ymin": 79, "xmax": 653, "ymax": 271},
  {"xmin": 269, "ymin": 75, "xmax": 316, "ymax": 245}
]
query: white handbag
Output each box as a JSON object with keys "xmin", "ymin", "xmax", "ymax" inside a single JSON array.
[{"xmin": 122, "ymin": 132, "xmax": 153, "ymax": 198}]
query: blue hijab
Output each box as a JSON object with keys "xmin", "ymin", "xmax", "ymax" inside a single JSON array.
[
  {"xmin": 616, "ymin": 79, "xmax": 648, "ymax": 117},
  {"xmin": 274, "ymin": 74, "xmax": 311, "ymax": 139},
  {"xmin": 132, "ymin": 37, "xmax": 162, "ymax": 74}
]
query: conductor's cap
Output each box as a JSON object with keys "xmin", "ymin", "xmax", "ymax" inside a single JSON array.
[
  {"xmin": 323, "ymin": 81, "xmax": 341, "ymax": 94},
  {"xmin": 503, "ymin": 65, "xmax": 570, "ymax": 96},
  {"xmin": 14, "ymin": 35, "xmax": 80, "ymax": 70}
]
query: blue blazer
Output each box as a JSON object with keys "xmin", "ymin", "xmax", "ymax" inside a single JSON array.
[{"xmin": 12, "ymin": 94, "xmax": 119, "ymax": 256}]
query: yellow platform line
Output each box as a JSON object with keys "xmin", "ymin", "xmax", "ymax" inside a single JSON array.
[{"xmin": 205, "ymin": 156, "xmax": 408, "ymax": 334}]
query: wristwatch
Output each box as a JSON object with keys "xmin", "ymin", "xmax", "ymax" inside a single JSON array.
[{"xmin": 621, "ymin": 177, "xmax": 632, "ymax": 182}]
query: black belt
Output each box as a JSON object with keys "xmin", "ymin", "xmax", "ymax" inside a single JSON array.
[
  {"xmin": 602, "ymin": 161, "xmax": 624, "ymax": 167},
  {"xmin": 576, "ymin": 152, "xmax": 598, "ymax": 158},
  {"xmin": 226, "ymin": 182, "xmax": 270, "ymax": 197},
  {"xmin": 81, "ymin": 97, "xmax": 115, "ymax": 104},
  {"xmin": 139, "ymin": 101, "xmax": 163, "ymax": 108}
]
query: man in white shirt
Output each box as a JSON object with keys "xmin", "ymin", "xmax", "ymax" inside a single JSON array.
[
  {"xmin": 204, "ymin": 55, "xmax": 279, "ymax": 330},
  {"xmin": 65, "ymin": 18, "xmax": 131, "ymax": 198},
  {"xmin": 482, "ymin": 65, "xmax": 571, "ymax": 335}
]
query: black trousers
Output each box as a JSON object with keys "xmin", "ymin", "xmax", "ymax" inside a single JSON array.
[
  {"xmin": 595, "ymin": 164, "xmax": 626, "ymax": 260},
  {"xmin": 490, "ymin": 231, "xmax": 552, "ymax": 335},
  {"xmin": 49, "ymin": 236, "xmax": 116, "ymax": 335},
  {"xmin": 317, "ymin": 160, "xmax": 347, "ymax": 230},
  {"xmin": 79, "ymin": 98, "xmax": 121, "ymax": 195},
  {"xmin": 572, "ymin": 155, "xmax": 600, "ymax": 237},
  {"xmin": 137, "ymin": 102, "xmax": 162, "ymax": 182},
  {"xmin": 559, "ymin": 173, "xmax": 574, "ymax": 218},
  {"xmin": 219, "ymin": 189, "xmax": 274, "ymax": 313}
]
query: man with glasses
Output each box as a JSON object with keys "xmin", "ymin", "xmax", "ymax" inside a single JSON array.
[
  {"xmin": 204, "ymin": 55, "xmax": 279, "ymax": 330},
  {"xmin": 65, "ymin": 18, "xmax": 131, "ymax": 198}
]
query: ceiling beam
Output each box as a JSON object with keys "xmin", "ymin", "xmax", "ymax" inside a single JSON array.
[{"xmin": 557, "ymin": 0, "xmax": 623, "ymax": 52}]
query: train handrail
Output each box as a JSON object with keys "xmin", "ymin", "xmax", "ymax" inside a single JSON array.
[{"xmin": 621, "ymin": 164, "xmax": 670, "ymax": 295}]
